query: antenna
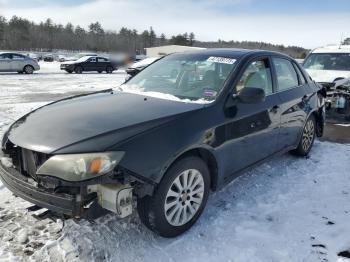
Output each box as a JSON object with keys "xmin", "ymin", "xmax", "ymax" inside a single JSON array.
[{"xmin": 339, "ymin": 33, "xmax": 343, "ymax": 49}]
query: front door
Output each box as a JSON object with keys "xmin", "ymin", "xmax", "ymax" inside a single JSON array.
[
  {"xmin": 85, "ymin": 57, "xmax": 97, "ymax": 71},
  {"xmin": 219, "ymin": 57, "xmax": 281, "ymax": 181}
]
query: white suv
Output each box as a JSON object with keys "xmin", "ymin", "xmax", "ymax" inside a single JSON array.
[{"xmin": 303, "ymin": 45, "xmax": 350, "ymax": 84}]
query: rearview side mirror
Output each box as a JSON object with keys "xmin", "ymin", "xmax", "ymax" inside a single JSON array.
[{"xmin": 234, "ymin": 87, "xmax": 266, "ymax": 104}]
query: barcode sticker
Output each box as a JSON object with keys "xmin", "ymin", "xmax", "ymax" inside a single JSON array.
[{"xmin": 207, "ymin": 56, "xmax": 236, "ymax": 64}]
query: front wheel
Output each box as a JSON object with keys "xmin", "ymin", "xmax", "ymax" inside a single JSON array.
[
  {"xmin": 292, "ymin": 115, "xmax": 316, "ymax": 156},
  {"xmin": 137, "ymin": 156, "xmax": 210, "ymax": 237},
  {"xmin": 74, "ymin": 66, "xmax": 83, "ymax": 74}
]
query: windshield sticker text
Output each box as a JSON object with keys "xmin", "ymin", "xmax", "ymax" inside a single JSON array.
[{"xmin": 207, "ymin": 56, "xmax": 236, "ymax": 64}]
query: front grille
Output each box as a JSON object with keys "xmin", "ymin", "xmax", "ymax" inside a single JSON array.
[{"xmin": 4, "ymin": 141, "xmax": 49, "ymax": 181}]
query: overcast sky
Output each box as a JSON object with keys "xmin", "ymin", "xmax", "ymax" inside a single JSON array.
[{"xmin": 1, "ymin": 0, "xmax": 350, "ymax": 49}]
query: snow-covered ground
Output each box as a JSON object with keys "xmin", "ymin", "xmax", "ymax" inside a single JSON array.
[{"xmin": 0, "ymin": 62, "xmax": 350, "ymax": 262}]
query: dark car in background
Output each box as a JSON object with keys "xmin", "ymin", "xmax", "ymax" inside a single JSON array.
[
  {"xmin": 43, "ymin": 54, "xmax": 54, "ymax": 62},
  {"xmin": 60, "ymin": 56, "xmax": 116, "ymax": 74},
  {"xmin": 0, "ymin": 49, "xmax": 325, "ymax": 237}
]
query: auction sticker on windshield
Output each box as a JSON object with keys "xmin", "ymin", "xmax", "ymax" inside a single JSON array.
[{"xmin": 207, "ymin": 56, "xmax": 236, "ymax": 64}]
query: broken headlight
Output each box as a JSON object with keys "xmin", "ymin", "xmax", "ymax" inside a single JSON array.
[{"xmin": 36, "ymin": 152, "xmax": 124, "ymax": 181}]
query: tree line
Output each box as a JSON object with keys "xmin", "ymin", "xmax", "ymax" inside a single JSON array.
[{"xmin": 0, "ymin": 15, "xmax": 307, "ymax": 57}]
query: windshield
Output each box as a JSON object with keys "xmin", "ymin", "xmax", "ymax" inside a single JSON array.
[
  {"xmin": 75, "ymin": 56, "xmax": 91, "ymax": 62},
  {"xmin": 304, "ymin": 53, "xmax": 350, "ymax": 71},
  {"xmin": 121, "ymin": 53, "xmax": 238, "ymax": 102}
]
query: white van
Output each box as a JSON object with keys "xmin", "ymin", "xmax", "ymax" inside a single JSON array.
[{"xmin": 303, "ymin": 45, "xmax": 350, "ymax": 84}]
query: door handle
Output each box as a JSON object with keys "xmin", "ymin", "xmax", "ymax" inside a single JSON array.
[{"xmin": 270, "ymin": 105, "xmax": 279, "ymax": 113}]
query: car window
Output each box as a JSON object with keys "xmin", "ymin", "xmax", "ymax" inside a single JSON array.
[
  {"xmin": 97, "ymin": 57, "xmax": 108, "ymax": 62},
  {"xmin": 88, "ymin": 57, "xmax": 96, "ymax": 62},
  {"xmin": 293, "ymin": 63, "xmax": 306, "ymax": 85},
  {"xmin": 272, "ymin": 58, "xmax": 299, "ymax": 91},
  {"xmin": 303, "ymin": 53, "xmax": 350, "ymax": 71},
  {"xmin": 12, "ymin": 54, "xmax": 25, "ymax": 60},
  {"xmin": 0, "ymin": 53, "xmax": 12, "ymax": 59},
  {"xmin": 236, "ymin": 59, "xmax": 273, "ymax": 95}
]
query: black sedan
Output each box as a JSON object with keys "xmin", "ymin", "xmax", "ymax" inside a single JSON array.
[
  {"xmin": 0, "ymin": 49, "xmax": 325, "ymax": 237},
  {"xmin": 60, "ymin": 56, "xmax": 115, "ymax": 74}
]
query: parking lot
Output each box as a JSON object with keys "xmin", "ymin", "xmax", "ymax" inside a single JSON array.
[{"xmin": 0, "ymin": 62, "xmax": 350, "ymax": 261}]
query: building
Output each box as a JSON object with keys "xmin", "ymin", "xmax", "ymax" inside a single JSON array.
[{"xmin": 145, "ymin": 45, "xmax": 206, "ymax": 57}]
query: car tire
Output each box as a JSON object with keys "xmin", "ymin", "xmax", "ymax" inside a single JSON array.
[
  {"xmin": 74, "ymin": 66, "xmax": 83, "ymax": 74},
  {"xmin": 98, "ymin": 71, "xmax": 102, "ymax": 74},
  {"xmin": 66, "ymin": 70, "xmax": 73, "ymax": 74},
  {"xmin": 292, "ymin": 115, "xmax": 316, "ymax": 156},
  {"xmin": 137, "ymin": 156, "xmax": 210, "ymax": 238},
  {"xmin": 23, "ymin": 65, "xmax": 34, "ymax": 74},
  {"xmin": 106, "ymin": 66, "xmax": 113, "ymax": 74}
]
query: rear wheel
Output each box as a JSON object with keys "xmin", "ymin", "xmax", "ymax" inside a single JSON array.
[
  {"xmin": 292, "ymin": 115, "xmax": 316, "ymax": 156},
  {"xmin": 106, "ymin": 66, "xmax": 113, "ymax": 74},
  {"xmin": 23, "ymin": 65, "xmax": 34, "ymax": 74},
  {"xmin": 74, "ymin": 66, "xmax": 83, "ymax": 74},
  {"xmin": 137, "ymin": 156, "xmax": 210, "ymax": 237}
]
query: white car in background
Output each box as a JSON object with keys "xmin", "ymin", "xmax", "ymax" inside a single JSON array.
[
  {"xmin": 126, "ymin": 57, "xmax": 160, "ymax": 76},
  {"xmin": 0, "ymin": 52, "xmax": 40, "ymax": 74},
  {"xmin": 304, "ymin": 45, "xmax": 350, "ymax": 116},
  {"xmin": 303, "ymin": 45, "xmax": 350, "ymax": 85}
]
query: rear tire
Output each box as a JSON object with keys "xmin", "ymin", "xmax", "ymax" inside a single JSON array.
[
  {"xmin": 137, "ymin": 156, "xmax": 210, "ymax": 237},
  {"xmin": 23, "ymin": 65, "xmax": 34, "ymax": 74},
  {"xmin": 74, "ymin": 66, "xmax": 83, "ymax": 74},
  {"xmin": 106, "ymin": 66, "xmax": 113, "ymax": 74},
  {"xmin": 292, "ymin": 115, "xmax": 316, "ymax": 156}
]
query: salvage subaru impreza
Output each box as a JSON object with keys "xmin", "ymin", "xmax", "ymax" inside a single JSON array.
[{"xmin": 0, "ymin": 49, "xmax": 325, "ymax": 237}]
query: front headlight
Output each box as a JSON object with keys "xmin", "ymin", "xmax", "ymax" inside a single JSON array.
[{"xmin": 36, "ymin": 152, "xmax": 124, "ymax": 182}]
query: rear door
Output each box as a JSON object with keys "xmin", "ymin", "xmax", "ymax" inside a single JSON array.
[
  {"xmin": 97, "ymin": 57, "xmax": 108, "ymax": 71},
  {"xmin": 271, "ymin": 57, "xmax": 308, "ymax": 150},
  {"xmin": 220, "ymin": 57, "xmax": 282, "ymax": 179},
  {"xmin": 11, "ymin": 53, "xmax": 26, "ymax": 71}
]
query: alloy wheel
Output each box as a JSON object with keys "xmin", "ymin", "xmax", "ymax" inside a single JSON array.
[
  {"xmin": 164, "ymin": 169, "xmax": 205, "ymax": 226},
  {"xmin": 24, "ymin": 66, "xmax": 33, "ymax": 74},
  {"xmin": 302, "ymin": 119, "xmax": 315, "ymax": 152}
]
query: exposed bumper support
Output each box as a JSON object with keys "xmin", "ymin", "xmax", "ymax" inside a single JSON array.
[{"xmin": 0, "ymin": 161, "xmax": 81, "ymax": 216}]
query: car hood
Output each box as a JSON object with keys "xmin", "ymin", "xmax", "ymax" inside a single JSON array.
[
  {"xmin": 306, "ymin": 69, "xmax": 350, "ymax": 83},
  {"xmin": 6, "ymin": 91, "xmax": 203, "ymax": 154}
]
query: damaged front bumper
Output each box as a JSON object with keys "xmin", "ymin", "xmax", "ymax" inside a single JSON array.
[
  {"xmin": 0, "ymin": 161, "xmax": 81, "ymax": 216},
  {"xmin": 0, "ymin": 158, "xmax": 135, "ymax": 219}
]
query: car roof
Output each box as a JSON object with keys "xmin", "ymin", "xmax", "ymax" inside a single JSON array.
[
  {"xmin": 311, "ymin": 45, "xmax": 350, "ymax": 54},
  {"xmin": 168, "ymin": 48, "xmax": 291, "ymax": 59}
]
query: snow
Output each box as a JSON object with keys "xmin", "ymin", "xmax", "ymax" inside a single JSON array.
[
  {"xmin": 117, "ymin": 87, "xmax": 211, "ymax": 104},
  {"xmin": 0, "ymin": 62, "xmax": 350, "ymax": 261},
  {"xmin": 0, "ymin": 157, "xmax": 13, "ymax": 168}
]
